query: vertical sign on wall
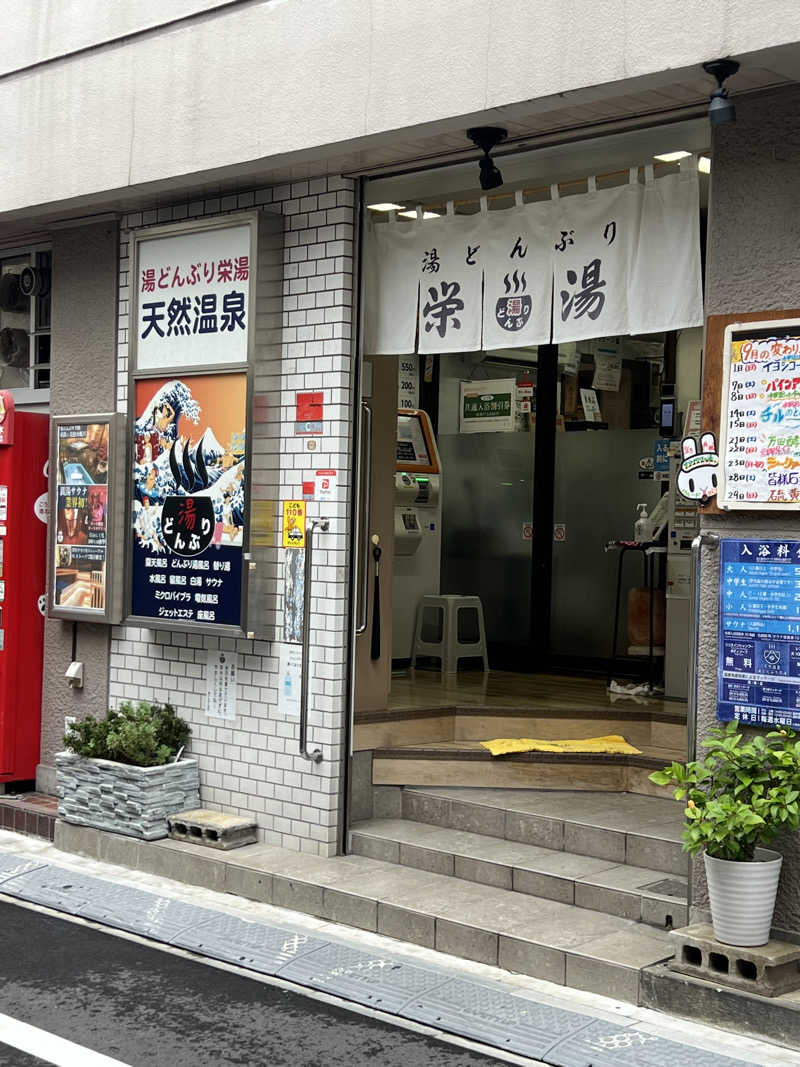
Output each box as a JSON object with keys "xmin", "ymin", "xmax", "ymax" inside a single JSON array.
[
  {"xmin": 131, "ymin": 373, "xmax": 247, "ymax": 626},
  {"xmin": 52, "ymin": 421, "xmax": 110, "ymax": 614},
  {"xmin": 718, "ymin": 538, "xmax": 800, "ymax": 728},
  {"xmin": 131, "ymin": 220, "xmax": 253, "ymax": 632}
]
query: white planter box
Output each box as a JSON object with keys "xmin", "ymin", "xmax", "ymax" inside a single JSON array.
[{"xmin": 56, "ymin": 751, "xmax": 200, "ymax": 841}]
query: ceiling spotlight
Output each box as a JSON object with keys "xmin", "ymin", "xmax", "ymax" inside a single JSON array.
[
  {"xmin": 467, "ymin": 126, "xmax": 507, "ymax": 191},
  {"xmin": 653, "ymin": 151, "xmax": 691, "ymax": 163},
  {"xmin": 397, "ymin": 209, "xmax": 441, "ymax": 219},
  {"xmin": 703, "ymin": 58, "xmax": 740, "ymax": 126},
  {"xmin": 366, "ymin": 203, "xmax": 405, "ymax": 212}
]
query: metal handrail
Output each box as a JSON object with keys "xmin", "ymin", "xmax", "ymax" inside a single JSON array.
[
  {"xmin": 356, "ymin": 401, "xmax": 372, "ymax": 635},
  {"xmin": 688, "ymin": 530, "xmax": 720, "ymax": 761},
  {"xmin": 299, "ymin": 518, "xmax": 329, "ymax": 764}
]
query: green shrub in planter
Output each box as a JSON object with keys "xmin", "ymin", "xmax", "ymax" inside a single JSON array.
[
  {"xmin": 649, "ymin": 720, "xmax": 800, "ymax": 861},
  {"xmin": 64, "ymin": 700, "xmax": 190, "ymax": 768}
]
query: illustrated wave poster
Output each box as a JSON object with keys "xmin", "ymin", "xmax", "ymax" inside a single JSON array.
[{"xmin": 131, "ymin": 372, "xmax": 246, "ymax": 627}]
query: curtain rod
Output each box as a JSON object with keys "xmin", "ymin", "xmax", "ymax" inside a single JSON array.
[{"xmin": 405, "ymin": 160, "xmax": 687, "ymax": 213}]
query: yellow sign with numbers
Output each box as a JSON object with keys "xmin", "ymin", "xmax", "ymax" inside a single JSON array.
[{"xmin": 282, "ymin": 500, "xmax": 306, "ymax": 548}]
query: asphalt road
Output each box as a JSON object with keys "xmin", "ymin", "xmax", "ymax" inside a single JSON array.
[{"xmin": 0, "ymin": 900, "xmax": 508, "ymax": 1067}]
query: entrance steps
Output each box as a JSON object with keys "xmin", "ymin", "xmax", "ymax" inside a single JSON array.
[
  {"xmin": 345, "ymin": 786, "xmax": 685, "ymax": 1002},
  {"xmin": 371, "ymin": 739, "xmax": 683, "ymax": 797}
]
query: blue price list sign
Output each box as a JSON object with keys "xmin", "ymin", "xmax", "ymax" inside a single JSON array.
[{"xmin": 718, "ymin": 538, "xmax": 800, "ymax": 728}]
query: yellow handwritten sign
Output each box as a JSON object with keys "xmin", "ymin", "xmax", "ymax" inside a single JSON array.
[{"xmin": 282, "ymin": 500, "xmax": 306, "ymax": 548}]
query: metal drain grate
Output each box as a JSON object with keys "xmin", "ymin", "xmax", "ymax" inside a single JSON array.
[
  {"xmin": 278, "ymin": 943, "xmax": 448, "ymax": 1014},
  {"xmin": 171, "ymin": 911, "xmax": 326, "ymax": 974}
]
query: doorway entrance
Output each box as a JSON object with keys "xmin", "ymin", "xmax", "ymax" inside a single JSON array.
[{"xmin": 352, "ymin": 121, "xmax": 709, "ymax": 795}]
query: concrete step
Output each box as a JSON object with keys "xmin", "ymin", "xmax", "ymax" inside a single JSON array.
[
  {"xmin": 399, "ymin": 786, "xmax": 687, "ymax": 876},
  {"xmin": 372, "ymin": 740, "xmax": 683, "ymax": 797},
  {"xmin": 56, "ymin": 819, "xmax": 675, "ymax": 1005},
  {"xmin": 350, "ymin": 816, "xmax": 688, "ymax": 929}
]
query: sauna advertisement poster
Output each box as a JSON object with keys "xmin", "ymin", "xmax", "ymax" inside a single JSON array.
[
  {"xmin": 130, "ymin": 372, "xmax": 247, "ymax": 628},
  {"xmin": 53, "ymin": 421, "xmax": 109, "ymax": 613}
]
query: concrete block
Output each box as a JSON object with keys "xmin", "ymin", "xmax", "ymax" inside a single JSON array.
[
  {"xmin": 272, "ymin": 875, "xmax": 325, "ymax": 917},
  {"xmin": 504, "ymin": 811, "xmax": 563, "ymax": 850},
  {"xmin": 641, "ymin": 964, "xmax": 800, "ymax": 1051},
  {"xmin": 168, "ymin": 809, "xmax": 258, "ymax": 850},
  {"xmin": 53, "ymin": 820, "xmax": 103, "ymax": 860},
  {"xmin": 377, "ymin": 903, "xmax": 435, "ymax": 949},
  {"xmin": 224, "ymin": 863, "xmax": 273, "ymax": 903},
  {"xmin": 372, "ymin": 787, "xmax": 402, "ymax": 819},
  {"xmin": 455, "ymin": 855, "xmax": 512, "ymax": 891},
  {"xmin": 563, "ymin": 823, "xmax": 625, "ymax": 864},
  {"xmin": 436, "ymin": 918, "xmax": 498, "ymax": 966},
  {"xmin": 670, "ymin": 923, "xmax": 800, "ymax": 997},
  {"xmin": 512, "ymin": 867, "xmax": 574, "ymax": 904},
  {"xmin": 565, "ymin": 953, "xmax": 641, "ymax": 1004},
  {"xmin": 322, "ymin": 888, "xmax": 378, "ymax": 932},
  {"xmin": 574, "ymin": 882, "xmax": 641, "ymax": 922},
  {"xmin": 137, "ymin": 841, "xmax": 226, "ymax": 891},
  {"xmin": 625, "ymin": 832, "xmax": 687, "ymax": 876},
  {"xmin": 498, "ymin": 935, "xmax": 566, "ymax": 985},
  {"xmin": 448, "ymin": 799, "xmax": 505, "ymax": 839},
  {"xmin": 349, "ymin": 832, "xmax": 399, "ymax": 864},
  {"xmin": 399, "ymin": 842, "xmax": 454, "ymax": 877}
]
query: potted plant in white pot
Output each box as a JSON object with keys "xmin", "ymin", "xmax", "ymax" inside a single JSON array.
[
  {"xmin": 57, "ymin": 700, "xmax": 199, "ymax": 840},
  {"xmin": 650, "ymin": 720, "xmax": 800, "ymax": 947}
]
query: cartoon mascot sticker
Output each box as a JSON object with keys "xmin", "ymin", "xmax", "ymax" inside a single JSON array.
[{"xmin": 677, "ymin": 432, "xmax": 719, "ymax": 505}]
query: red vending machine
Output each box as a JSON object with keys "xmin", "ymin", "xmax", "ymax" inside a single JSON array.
[{"xmin": 0, "ymin": 395, "xmax": 48, "ymax": 783}]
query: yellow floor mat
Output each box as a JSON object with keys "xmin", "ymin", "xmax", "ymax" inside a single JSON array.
[{"xmin": 481, "ymin": 735, "xmax": 642, "ymax": 757}]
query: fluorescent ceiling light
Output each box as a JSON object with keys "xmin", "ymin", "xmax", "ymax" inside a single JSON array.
[
  {"xmin": 653, "ymin": 150, "xmax": 691, "ymax": 162},
  {"xmin": 367, "ymin": 202, "xmax": 405, "ymax": 212},
  {"xmin": 698, "ymin": 156, "xmax": 711, "ymax": 173},
  {"xmin": 398, "ymin": 209, "xmax": 441, "ymax": 219}
]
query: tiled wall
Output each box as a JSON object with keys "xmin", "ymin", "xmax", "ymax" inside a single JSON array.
[{"xmin": 109, "ymin": 176, "xmax": 357, "ymax": 855}]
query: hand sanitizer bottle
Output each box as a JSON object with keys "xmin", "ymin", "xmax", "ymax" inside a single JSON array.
[{"xmin": 634, "ymin": 503, "xmax": 650, "ymax": 543}]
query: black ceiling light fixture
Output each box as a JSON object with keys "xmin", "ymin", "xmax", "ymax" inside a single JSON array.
[
  {"xmin": 703, "ymin": 58, "xmax": 740, "ymax": 126},
  {"xmin": 467, "ymin": 126, "xmax": 507, "ymax": 190}
]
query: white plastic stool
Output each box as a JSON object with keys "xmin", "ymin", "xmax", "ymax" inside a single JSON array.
[{"xmin": 411, "ymin": 595, "xmax": 489, "ymax": 673}]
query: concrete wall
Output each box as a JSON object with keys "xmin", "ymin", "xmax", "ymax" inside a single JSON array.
[
  {"xmin": 38, "ymin": 220, "xmax": 119, "ymax": 793},
  {"xmin": 694, "ymin": 84, "xmax": 800, "ymax": 936},
  {"xmin": 3, "ymin": 0, "xmax": 800, "ymax": 216}
]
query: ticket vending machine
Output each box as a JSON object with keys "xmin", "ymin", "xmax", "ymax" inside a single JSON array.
[
  {"xmin": 0, "ymin": 402, "xmax": 48, "ymax": 783},
  {"xmin": 392, "ymin": 410, "xmax": 442, "ymax": 662}
]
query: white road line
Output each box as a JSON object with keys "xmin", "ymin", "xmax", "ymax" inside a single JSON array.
[{"xmin": 0, "ymin": 1012, "xmax": 131, "ymax": 1067}]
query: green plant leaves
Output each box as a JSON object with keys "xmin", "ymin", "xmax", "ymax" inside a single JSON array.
[
  {"xmin": 63, "ymin": 701, "xmax": 190, "ymax": 767},
  {"xmin": 649, "ymin": 722, "xmax": 800, "ymax": 859}
]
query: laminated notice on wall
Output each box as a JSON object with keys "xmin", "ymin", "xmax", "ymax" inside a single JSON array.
[
  {"xmin": 205, "ymin": 651, "xmax": 237, "ymax": 720},
  {"xmin": 277, "ymin": 642, "xmax": 302, "ymax": 721}
]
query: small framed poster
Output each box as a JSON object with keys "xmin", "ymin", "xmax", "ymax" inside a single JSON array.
[
  {"xmin": 48, "ymin": 414, "xmax": 126, "ymax": 622},
  {"xmin": 718, "ymin": 318, "xmax": 800, "ymax": 509}
]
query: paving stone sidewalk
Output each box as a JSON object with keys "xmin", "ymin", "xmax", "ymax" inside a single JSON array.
[{"xmin": 0, "ymin": 849, "xmax": 752, "ymax": 1067}]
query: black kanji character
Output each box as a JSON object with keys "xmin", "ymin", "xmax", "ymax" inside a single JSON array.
[
  {"xmin": 603, "ymin": 221, "xmax": 617, "ymax": 245},
  {"xmin": 220, "ymin": 290, "xmax": 246, "ymax": 331},
  {"xmin": 422, "ymin": 281, "xmax": 464, "ymax": 339},
  {"xmin": 166, "ymin": 297, "xmax": 192, "ymax": 336},
  {"xmin": 193, "ymin": 293, "xmax": 218, "ymax": 334},
  {"xmin": 465, "ymin": 244, "xmax": 480, "ymax": 266},
  {"xmin": 141, "ymin": 301, "xmax": 166, "ymax": 339},
  {"xmin": 554, "ymin": 230, "xmax": 575, "ymax": 252},
  {"xmin": 560, "ymin": 259, "xmax": 606, "ymax": 321},
  {"xmin": 422, "ymin": 249, "xmax": 440, "ymax": 274}
]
